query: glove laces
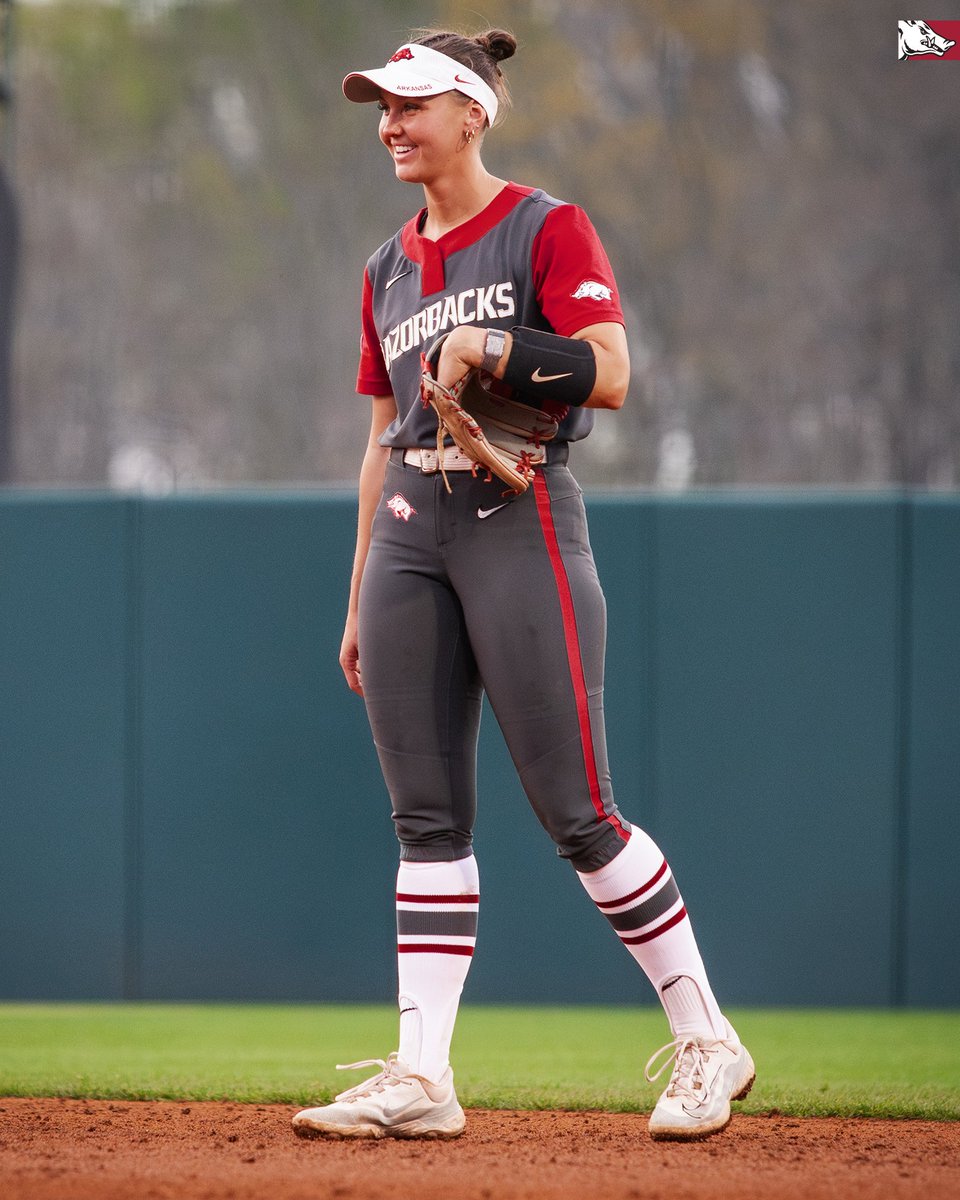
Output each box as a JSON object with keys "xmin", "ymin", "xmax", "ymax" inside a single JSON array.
[{"xmin": 644, "ymin": 1037, "xmax": 736, "ymax": 1105}]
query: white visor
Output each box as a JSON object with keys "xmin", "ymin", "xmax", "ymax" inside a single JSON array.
[{"xmin": 342, "ymin": 42, "xmax": 499, "ymax": 127}]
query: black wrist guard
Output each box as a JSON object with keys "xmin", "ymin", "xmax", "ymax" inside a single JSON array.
[{"xmin": 502, "ymin": 326, "xmax": 597, "ymax": 408}]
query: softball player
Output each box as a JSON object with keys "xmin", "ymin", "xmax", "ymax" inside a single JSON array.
[{"xmin": 293, "ymin": 27, "xmax": 754, "ymax": 1143}]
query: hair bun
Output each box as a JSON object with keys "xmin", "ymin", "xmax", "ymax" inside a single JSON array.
[{"xmin": 477, "ymin": 29, "xmax": 517, "ymax": 63}]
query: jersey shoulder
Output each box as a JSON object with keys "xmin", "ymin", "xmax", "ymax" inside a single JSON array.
[
  {"xmin": 510, "ymin": 186, "xmax": 607, "ymax": 247},
  {"xmin": 512, "ymin": 184, "xmax": 583, "ymax": 216},
  {"xmin": 521, "ymin": 186, "xmax": 568, "ymax": 210}
]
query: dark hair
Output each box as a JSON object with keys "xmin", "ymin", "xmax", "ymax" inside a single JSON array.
[{"xmin": 411, "ymin": 27, "xmax": 517, "ymax": 125}]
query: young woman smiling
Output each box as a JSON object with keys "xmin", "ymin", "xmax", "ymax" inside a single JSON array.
[{"xmin": 292, "ymin": 27, "xmax": 754, "ymax": 1145}]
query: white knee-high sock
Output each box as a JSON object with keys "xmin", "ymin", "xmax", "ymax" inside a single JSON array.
[
  {"xmin": 396, "ymin": 855, "xmax": 479, "ymax": 1081},
  {"xmin": 576, "ymin": 829, "xmax": 735, "ymax": 1043}
]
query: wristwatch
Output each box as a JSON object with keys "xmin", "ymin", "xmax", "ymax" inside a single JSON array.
[{"xmin": 481, "ymin": 327, "xmax": 506, "ymax": 375}]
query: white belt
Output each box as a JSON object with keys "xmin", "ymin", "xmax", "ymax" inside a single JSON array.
[{"xmin": 403, "ymin": 446, "xmax": 477, "ymax": 473}]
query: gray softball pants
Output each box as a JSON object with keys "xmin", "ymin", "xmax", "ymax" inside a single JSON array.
[{"xmin": 357, "ymin": 448, "xmax": 631, "ymax": 873}]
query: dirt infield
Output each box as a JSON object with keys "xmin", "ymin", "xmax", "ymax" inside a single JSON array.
[{"xmin": 1, "ymin": 1098, "xmax": 958, "ymax": 1200}]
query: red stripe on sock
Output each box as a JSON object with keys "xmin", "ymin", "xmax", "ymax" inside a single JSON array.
[
  {"xmin": 619, "ymin": 905, "xmax": 688, "ymax": 945},
  {"xmin": 594, "ymin": 859, "xmax": 669, "ymax": 910},
  {"xmin": 533, "ymin": 473, "xmax": 628, "ymax": 842},
  {"xmin": 397, "ymin": 944, "xmax": 475, "ymax": 956},
  {"xmin": 395, "ymin": 893, "xmax": 480, "ymax": 904}
]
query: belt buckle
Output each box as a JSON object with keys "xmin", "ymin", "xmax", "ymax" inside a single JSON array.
[{"xmin": 419, "ymin": 448, "xmax": 439, "ymax": 473}]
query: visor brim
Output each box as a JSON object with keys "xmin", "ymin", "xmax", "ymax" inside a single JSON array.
[{"xmin": 342, "ymin": 69, "xmax": 450, "ymax": 104}]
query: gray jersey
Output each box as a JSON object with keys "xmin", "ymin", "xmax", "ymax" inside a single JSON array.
[{"xmin": 356, "ymin": 182, "xmax": 624, "ymax": 448}]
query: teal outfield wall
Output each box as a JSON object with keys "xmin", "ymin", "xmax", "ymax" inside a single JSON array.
[{"xmin": 0, "ymin": 492, "xmax": 957, "ymax": 1006}]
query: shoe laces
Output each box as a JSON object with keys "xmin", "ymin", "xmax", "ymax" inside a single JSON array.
[
  {"xmin": 333, "ymin": 1053, "xmax": 415, "ymax": 1103},
  {"xmin": 644, "ymin": 1037, "xmax": 736, "ymax": 1105}
]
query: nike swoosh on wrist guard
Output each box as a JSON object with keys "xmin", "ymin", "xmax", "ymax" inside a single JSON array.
[{"xmin": 531, "ymin": 368, "xmax": 574, "ymax": 383}]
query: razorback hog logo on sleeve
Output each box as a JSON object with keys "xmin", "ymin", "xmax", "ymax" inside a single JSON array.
[
  {"xmin": 898, "ymin": 20, "xmax": 957, "ymax": 59},
  {"xmin": 572, "ymin": 279, "xmax": 613, "ymax": 301}
]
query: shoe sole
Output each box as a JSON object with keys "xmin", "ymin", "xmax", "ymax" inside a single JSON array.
[
  {"xmin": 732, "ymin": 1067, "xmax": 756, "ymax": 1104},
  {"xmin": 648, "ymin": 1053, "xmax": 756, "ymax": 1143},
  {"xmin": 292, "ymin": 1113, "xmax": 466, "ymax": 1141}
]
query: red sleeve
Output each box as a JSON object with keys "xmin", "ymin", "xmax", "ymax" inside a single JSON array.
[
  {"xmin": 355, "ymin": 267, "xmax": 393, "ymax": 396},
  {"xmin": 531, "ymin": 206, "xmax": 625, "ymax": 336}
]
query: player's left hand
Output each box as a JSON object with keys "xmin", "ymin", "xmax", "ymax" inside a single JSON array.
[{"xmin": 435, "ymin": 325, "xmax": 486, "ymax": 388}]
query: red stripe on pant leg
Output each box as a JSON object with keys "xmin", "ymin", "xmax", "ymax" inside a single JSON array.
[
  {"xmin": 620, "ymin": 905, "xmax": 688, "ymax": 945},
  {"xmin": 396, "ymin": 944, "xmax": 475, "ymax": 956},
  {"xmin": 533, "ymin": 472, "xmax": 628, "ymax": 842}
]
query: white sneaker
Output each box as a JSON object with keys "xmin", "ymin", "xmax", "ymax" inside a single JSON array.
[
  {"xmin": 645, "ymin": 1037, "xmax": 755, "ymax": 1141},
  {"xmin": 291, "ymin": 1053, "xmax": 466, "ymax": 1140}
]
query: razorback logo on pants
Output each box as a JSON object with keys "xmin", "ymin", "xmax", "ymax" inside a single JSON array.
[{"xmin": 387, "ymin": 493, "xmax": 416, "ymax": 521}]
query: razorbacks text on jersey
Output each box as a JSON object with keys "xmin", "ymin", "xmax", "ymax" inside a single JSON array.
[{"xmin": 356, "ymin": 182, "xmax": 625, "ymax": 448}]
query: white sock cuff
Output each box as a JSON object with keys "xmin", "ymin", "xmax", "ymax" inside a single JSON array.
[
  {"xmin": 397, "ymin": 855, "xmax": 479, "ymax": 895},
  {"xmin": 576, "ymin": 828, "xmax": 666, "ymax": 903}
]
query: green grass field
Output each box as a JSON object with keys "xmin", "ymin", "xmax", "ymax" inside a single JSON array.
[{"xmin": 0, "ymin": 1004, "xmax": 957, "ymax": 1120}]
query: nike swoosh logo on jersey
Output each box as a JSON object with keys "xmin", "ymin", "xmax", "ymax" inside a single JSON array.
[
  {"xmin": 385, "ymin": 270, "xmax": 412, "ymax": 290},
  {"xmin": 477, "ymin": 503, "xmax": 510, "ymax": 519},
  {"xmin": 531, "ymin": 368, "xmax": 574, "ymax": 383}
]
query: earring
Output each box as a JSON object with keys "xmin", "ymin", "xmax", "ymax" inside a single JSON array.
[{"xmin": 466, "ymin": 128, "xmax": 477, "ymax": 143}]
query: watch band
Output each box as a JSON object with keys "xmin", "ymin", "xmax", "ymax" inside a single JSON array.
[{"xmin": 481, "ymin": 327, "xmax": 506, "ymax": 375}]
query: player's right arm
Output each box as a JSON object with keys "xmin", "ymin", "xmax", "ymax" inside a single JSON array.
[{"xmin": 340, "ymin": 393, "xmax": 397, "ymax": 696}]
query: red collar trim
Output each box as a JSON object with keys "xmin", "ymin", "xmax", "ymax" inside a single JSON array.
[{"xmin": 401, "ymin": 182, "xmax": 535, "ymax": 297}]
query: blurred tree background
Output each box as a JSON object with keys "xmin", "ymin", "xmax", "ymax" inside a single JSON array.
[{"xmin": 2, "ymin": 0, "xmax": 957, "ymax": 489}]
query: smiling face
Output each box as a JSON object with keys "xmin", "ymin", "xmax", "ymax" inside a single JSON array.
[{"xmin": 377, "ymin": 90, "xmax": 482, "ymax": 185}]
